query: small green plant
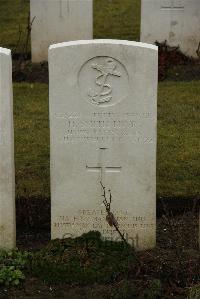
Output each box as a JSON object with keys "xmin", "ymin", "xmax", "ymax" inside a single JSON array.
[
  {"xmin": 188, "ymin": 284, "xmax": 200, "ymax": 299},
  {"xmin": 0, "ymin": 250, "xmax": 30, "ymax": 286},
  {"xmin": 0, "ymin": 266, "xmax": 25, "ymax": 286}
]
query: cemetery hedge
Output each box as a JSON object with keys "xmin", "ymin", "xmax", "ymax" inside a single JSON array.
[{"xmin": 14, "ymin": 81, "xmax": 200, "ymax": 200}]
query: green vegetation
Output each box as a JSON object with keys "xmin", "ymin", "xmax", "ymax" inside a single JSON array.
[
  {"xmin": 0, "ymin": 233, "xmax": 163, "ymax": 298},
  {"xmin": 14, "ymin": 83, "xmax": 49, "ymax": 199},
  {"xmin": 0, "ymin": 250, "xmax": 29, "ymax": 286},
  {"xmin": 14, "ymin": 81, "xmax": 200, "ymax": 199},
  {"xmin": 0, "ymin": 230, "xmax": 198, "ymax": 298},
  {"xmin": 94, "ymin": 0, "xmax": 141, "ymax": 41},
  {"xmin": 188, "ymin": 284, "xmax": 200, "ymax": 299},
  {"xmin": 157, "ymin": 81, "xmax": 200, "ymax": 198},
  {"xmin": 0, "ymin": 0, "xmax": 30, "ymax": 52},
  {"xmin": 31, "ymin": 231, "xmax": 136, "ymax": 284}
]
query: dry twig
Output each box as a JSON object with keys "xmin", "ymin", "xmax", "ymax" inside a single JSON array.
[{"xmin": 100, "ymin": 181, "xmax": 129, "ymax": 245}]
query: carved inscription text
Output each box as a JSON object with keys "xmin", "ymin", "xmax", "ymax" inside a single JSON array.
[
  {"xmin": 53, "ymin": 209, "xmax": 155, "ymax": 248},
  {"xmin": 55, "ymin": 112, "xmax": 154, "ymax": 144},
  {"xmin": 161, "ymin": 0, "xmax": 184, "ymax": 10}
]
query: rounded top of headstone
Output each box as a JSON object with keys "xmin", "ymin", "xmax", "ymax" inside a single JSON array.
[
  {"xmin": 0, "ymin": 47, "xmax": 11, "ymax": 56},
  {"xmin": 49, "ymin": 39, "xmax": 158, "ymax": 52}
]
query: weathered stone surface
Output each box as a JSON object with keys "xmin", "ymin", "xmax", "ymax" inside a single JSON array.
[
  {"xmin": 0, "ymin": 47, "xmax": 15, "ymax": 249},
  {"xmin": 30, "ymin": 0, "xmax": 93, "ymax": 62},
  {"xmin": 49, "ymin": 40, "xmax": 157, "ymax": 250},
  {"xmin": 141, "ymin": 0, "xmax": 200, "ymax": 58}
]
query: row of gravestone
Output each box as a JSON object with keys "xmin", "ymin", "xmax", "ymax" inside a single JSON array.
[
  {"xmin": 0, "ymin": 39, "xmax": 157, "ymax": 251},
  {"xmin": 30, "ymin": 0, "xmax": 200, "ymax": 62}
]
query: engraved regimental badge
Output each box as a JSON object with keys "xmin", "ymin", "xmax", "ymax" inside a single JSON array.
[{"xmin": 79, "ymin": 56, "xmax": 129, "ymax": 107}]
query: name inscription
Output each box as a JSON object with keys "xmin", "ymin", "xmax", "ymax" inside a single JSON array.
[{"xmin": 55, "ymin": 112, "xmax": 155, "ymax": 144}]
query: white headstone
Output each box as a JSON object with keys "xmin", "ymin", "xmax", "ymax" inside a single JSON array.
[
  {"xmin": 30, "ymin": 0, "xmax": 93, "ymax": 62},
  {"xmin": 49, "ymin": 40, "xmax": 157, "ymax": 251},
  {"xmin": 0, "ymin": 48, "xmax": 15, "ymax": 249},
  {"xmin": 141, "ymin": 0, "xmax": 200, "ymax": 58}
]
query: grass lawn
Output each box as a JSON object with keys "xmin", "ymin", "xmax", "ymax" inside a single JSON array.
[
  {"xmin": 94, "ymin": 0, "xmax": 140, "ymax": 41},
  {"xmin": 14, "ymin": 83, "xmax": 49, "ymax": 199},
  {"xmin": 14, "ymin": 81, "xmax": 200, "ymax": 199},
  {"xmin": 0, "ymin": 0, "xmax": 30, "ymax": 53},
  {"xmin": 0, "ymin": 0, "xmax": 141, "ymax": 52},
  {"xmin": 157, "ymin": 81, "xmax": 199, "ymax": 198}
]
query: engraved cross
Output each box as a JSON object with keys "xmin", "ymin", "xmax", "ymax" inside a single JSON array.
[
  {"xmin": 161, "ymin": 0, "xmax": 184, "ymax": 10},
  {"xmin": 86, "ymin": 148, "xmax": 121, "ymax": 186}
]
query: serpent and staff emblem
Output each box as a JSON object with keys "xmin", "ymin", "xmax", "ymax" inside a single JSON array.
[{"xmin": 88, "ymin": 58, "xmax": 122, "ymax": 105}]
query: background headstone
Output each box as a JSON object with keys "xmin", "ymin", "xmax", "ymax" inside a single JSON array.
[
  {"xmin": 140, "ymin": 0, "xmax": 200, "ymax": 58},
  {"xmin": 0, "ymin": 47, "xmax": 15, "ymax": 249},
  {"xmin": 30, "ymin": 0, "xmax": 93, "ymax": 62},
  {"xmin": 49, "ymin": 40, "xmax": 157, "ymax": 251}
]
